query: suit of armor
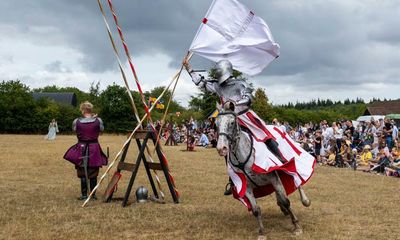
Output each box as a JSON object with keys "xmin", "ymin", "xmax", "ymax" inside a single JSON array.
[
  {"xmin": 185, "ymin": 60, "xmax": 287, "ymax": 195},
  {"xmin": 188, "ymin": 71, "xmax": 253, "ymax": 115},
  {"xmin": 185, "ymin": 60, "xmax": 285, "ymax": 164}
]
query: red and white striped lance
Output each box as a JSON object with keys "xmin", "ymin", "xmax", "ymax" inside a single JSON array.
[{"xmin": 102, "ymin": 0, "xmax": 181, "ymax": 199}]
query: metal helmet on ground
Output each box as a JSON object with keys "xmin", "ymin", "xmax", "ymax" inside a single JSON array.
[
  {"xmin": 215, "ymin": 60, "xmax": 233, "ymax": 84},
  {"xmin": 135, "ymin": 186, "xmax": 148, "ymax": 203}
]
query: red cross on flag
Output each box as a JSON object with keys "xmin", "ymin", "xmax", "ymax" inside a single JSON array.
[{"xmin": 189, "ymin": 0, "xmax": 280, "ymax": 76}]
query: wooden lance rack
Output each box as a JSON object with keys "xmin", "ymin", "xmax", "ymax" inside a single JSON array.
[{"xmin": 104, "ymin": 129, "xmax": 179, "ymax": 207}]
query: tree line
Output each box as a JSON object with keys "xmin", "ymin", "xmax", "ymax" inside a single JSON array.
[
  {"xmin": 279, "ymin": 98, "xmax": 366, "ymax": 110},
  {"xmin": 188, "ymin": 87, "xmax": 367, "ymax": 126},
  {"xmin": 1, "ymin": 78, "xmax": 370, "ymax": 134},
  {"xmin": 186, "ymin": 68, "xmax": 368, "ymax": 125},
  {"xmin": 0, "ymin": 80, "xmax": 194, "ymax": 134}
]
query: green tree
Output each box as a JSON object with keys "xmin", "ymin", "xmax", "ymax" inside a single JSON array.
[
  {"xmin": 189, "ymin": 91, "xmax": 220, "ymax": 119},
  {"xmin": 0, "ymin": 80, "xmax": 36, "ymax": 133},
  {"xmin": 252, "ymin": 88, "xmax": 274, "ymax": 122},
  {"xmin": 33, "ymin": 97, "xmax": 61, "ymax": 133},
  {"xmin": 89, "ymin": 81, "xmax": 101, "ymax": 111},
  {"xmin": 98, "ymin": 84, "xmax": 138, "ymax": 132},
  {"xmin": 33, "ymin": 97, "xmax": 79, "ymax": 133}
]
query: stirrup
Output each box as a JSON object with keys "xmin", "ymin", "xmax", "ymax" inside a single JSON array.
[{"xmin": 224, "ymin": 183, "xmax": 232, "ymax": 196}]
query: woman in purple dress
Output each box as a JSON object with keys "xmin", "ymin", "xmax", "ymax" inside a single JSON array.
[{"xmin": 63, "ymin": 101, "xmax": 108, "ymax": 200}]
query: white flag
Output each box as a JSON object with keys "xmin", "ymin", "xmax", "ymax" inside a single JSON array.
[{"xmin": 189, "ymin": 0, "xmax": 280, "ymax": 76}]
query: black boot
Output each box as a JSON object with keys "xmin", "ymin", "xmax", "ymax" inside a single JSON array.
[
  {"xmin": 78, "ymin": 178, "xmax": 88, "ymax": 200},
  {"xmin": 224, "ymin": 179, "xmax": 233, "ymax": 196},
  {"xmin": 265, "ymin": 139, "xmax": 286, "ymax": 163},
  {"xmin": 90, "ymin": 178, "xmax": 98, "ymax": 200}
]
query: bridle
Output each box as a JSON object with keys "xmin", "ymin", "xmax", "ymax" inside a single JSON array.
[
  {"xmin": 217, "ymin": 111, "xmax": 240, "ymax": 148},
  {"xmin": 217, "ymin": 110, "xmax": 258, "ymax": 186}
]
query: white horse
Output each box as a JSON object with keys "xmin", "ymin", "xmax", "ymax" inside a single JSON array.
[{"xmin": 216, "ymin": 102, "xmax": 310, "ymax": 239}]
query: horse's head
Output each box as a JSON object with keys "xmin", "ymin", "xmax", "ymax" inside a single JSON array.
[{"xmin": 216, "ymin": 102, "xmax": 238, "ymax": 156}]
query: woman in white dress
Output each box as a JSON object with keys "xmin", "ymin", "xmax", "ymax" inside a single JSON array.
[{"xmin": 45, "ymin": 119, "xmax": 58, "ymax": 140}]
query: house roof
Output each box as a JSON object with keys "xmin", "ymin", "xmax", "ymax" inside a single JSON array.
[
  {"xmin": 364, "ymin": 99, "xmax": 400, "ymax": 115},
  {"xmin": 32, "ymin": 92, "xmax": 77, "ymax": 107}
]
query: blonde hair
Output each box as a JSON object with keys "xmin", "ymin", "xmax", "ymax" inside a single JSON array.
[{"xmin": 80, "ymin": 101, "xmax": 93, "ymax": 113}]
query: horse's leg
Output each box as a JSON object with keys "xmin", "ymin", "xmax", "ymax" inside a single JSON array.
[
  {"xmin": 276, "ymin": 191, "xmax": 290, "ymax": 216},
  {"xmin": 245, "ymin": 188, "xmax": 266, "ymax": 239},
  {"xmin": 271, "ymin": 172, "xmax": 302, "ymax": 235},
  {"xmin": 298, "ymin": 186, "xmax": 311, "ymax": 207}
]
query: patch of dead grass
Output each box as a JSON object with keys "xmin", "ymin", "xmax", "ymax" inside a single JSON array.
[{"xmin": 0, "ymin": 134, "xmax": 399, "ymax": 240}]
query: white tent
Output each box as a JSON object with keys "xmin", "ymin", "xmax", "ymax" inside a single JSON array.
[{"xmin": 356, "ymin": 115, "xmax": 385, "ymax": 122}]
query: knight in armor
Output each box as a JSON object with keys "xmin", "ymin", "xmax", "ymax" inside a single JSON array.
[
  {"xmin": 184, "ymin": 59, "xmax": 286, "ymax": 195},
  {"xmin": 63, "ymin": 101, "xmax": 108, "ymax": 200}
]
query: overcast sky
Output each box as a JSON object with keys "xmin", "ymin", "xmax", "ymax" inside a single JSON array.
[{"xmin": 0, "ymin": 0, "xmax": 399, "ymax": 106}]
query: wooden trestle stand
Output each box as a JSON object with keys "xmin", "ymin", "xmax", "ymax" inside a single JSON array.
[{"xmin": 103, "ymin": 130, "xmax": 179, "ymax": 207}]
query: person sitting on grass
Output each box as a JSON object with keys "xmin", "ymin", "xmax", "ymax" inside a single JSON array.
[
  {"xmin": 198, "ymin": 130, "xmax": 210, "ymax": 147},
  {"xmin": 385, "ymin": 149, "xmax": 400, "ymax": 177},
  {"xmin": 208, "ymin": 129, "xmax": 218, "ymax": 148},
  {"xmin": 391, "ymin": 147, "xmax": 399, "ymax": 160},
  {"xmin": 320, "ymin": 138, "xmax": 334, "ymax": 164},
  {"xmin": 370, "ymin": 149, "xmax": 390, "ymax": 174},
  {"xmin": 326, "ymin": 149, "xmax": 336, "ymax": 166},
  {"xmin": 385, "ymin": 164, "xmax": 400, "ymax": 177},
  {"xmin": 328, "ymin": 138, "xmax": 342, "ymax": 167},
  {"xmin": 340, "ymin": 142, "xmax": 352, "ymax": 168},
  {"xmin": 357, "ymin": 145, "xmax": 373, "ymax": 171},
  {"xmin": 371, "ymin": 143, "xmax": 379, "ymax": 159}
]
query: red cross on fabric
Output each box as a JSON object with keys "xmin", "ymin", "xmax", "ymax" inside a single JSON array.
[{"xmin": 273, "ymin": 127, "xmax": 302, "ymax": 156}]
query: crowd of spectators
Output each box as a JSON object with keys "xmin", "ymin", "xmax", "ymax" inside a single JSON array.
[
  {"xmin": 156, "ymin": 118, "xmax": 218, "ymax": 150},
  {"xmin": 277, "ymin": 118, "xmax": 400, "ymax": 177},
  {"xmin": 157, "ymin": 116, "xmax": 400, "ymax": 178}
]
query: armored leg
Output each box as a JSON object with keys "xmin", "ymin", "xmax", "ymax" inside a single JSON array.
[
  {"xmin": 224, "ymin": 179, "xmax": 233, "ymax": 196},
  {"xmin": 265, "ymin": 139, "xmax": 287, "ymax": 163},
  {"xmin": 223, "ymin": 156, "xmax": 232, "ymax": 195}
]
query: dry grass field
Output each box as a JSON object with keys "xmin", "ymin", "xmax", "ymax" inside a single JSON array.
[{"xmin": 0, "ymin": 134, "xmax": 399, "ymax": 240}]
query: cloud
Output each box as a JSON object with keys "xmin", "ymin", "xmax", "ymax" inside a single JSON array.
[
  {"xmin": 0, "ymin": 0, "xmax": 399, "ymax": 105},
  {"xmin": 44, "ymin": 60, "xmax": 73, "ymax": 73}
]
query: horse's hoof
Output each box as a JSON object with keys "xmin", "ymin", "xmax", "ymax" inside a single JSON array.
[
  {"xmin": 293, "ymin": 228, "xmax": 303, "ymax": 236},
  {"xmin": 302, "ymin": 199, "xmax": 311, "ymax": 207},
  {"xmin": 257, "ymin": 235, "xmax": 267, "ymax": 240}
]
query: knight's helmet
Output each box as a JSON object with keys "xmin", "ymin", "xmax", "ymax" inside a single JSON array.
[
  {"xmin": 215, "ymin": 60, "xmax": 233, "ymax": 84},
  {"xmin": 135, "ymin": 186, "xmax": 148, "ymax": 203}
]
